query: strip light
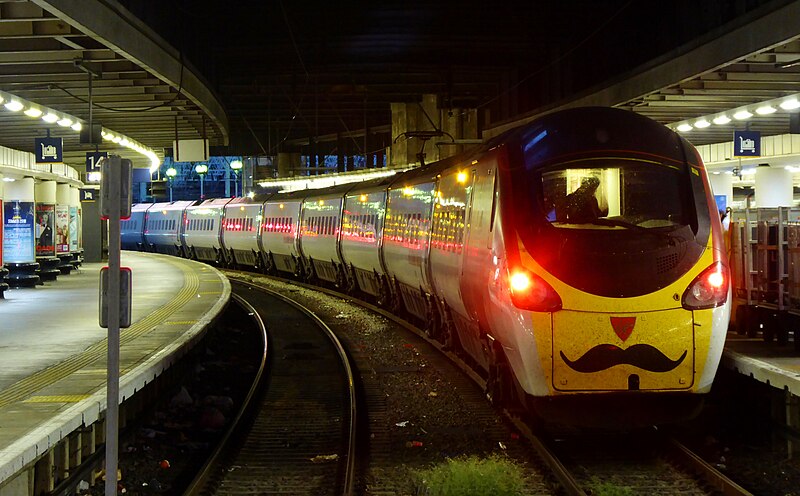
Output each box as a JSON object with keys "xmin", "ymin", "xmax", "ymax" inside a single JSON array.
[
  {"xmin": 0, "ymin": 89, "xmax": 163, "ymax": 172},
  {"xmin": 258, "ymin": 167, "xmax": 404, "ymax": 191},
  {"xmin": 671, "ymin": 92, "xmax": 800, "ymax": 133}
]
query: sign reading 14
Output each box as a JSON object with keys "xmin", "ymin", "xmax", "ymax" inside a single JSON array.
[{"xmin": 86, "ymin": 151, "xmax": 108, "ymax": 173}]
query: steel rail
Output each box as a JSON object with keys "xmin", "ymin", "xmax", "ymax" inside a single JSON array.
[
  {"xmin": 229, "ymin": 279, "xmax": 358, "ymax": 496},
  {"xmin": 223, "ymin": 270, "xmax": 582, "ymax": 495},
  {"xmin": 182, "ymin": 293, "xmax": 268, "ymax": 496},
  {"xmin": 667, "ymin": 439, "xmax": 753, "ymax": 496}
]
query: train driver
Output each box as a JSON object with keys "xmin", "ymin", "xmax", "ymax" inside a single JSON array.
[{"xmin": 558, "ymin": 176, "xmax": 608, "ymax": 224}]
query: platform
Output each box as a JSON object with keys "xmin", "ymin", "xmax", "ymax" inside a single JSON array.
[
  {"xmin": 722, "ymin": 333, "xmax": 800, "ymax": 396},
  {"xmin": 0, "ymin": 252, "xmax": 230, "ymax": 487}
]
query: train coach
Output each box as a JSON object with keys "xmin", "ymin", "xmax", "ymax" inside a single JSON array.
[
  {"xmin": 183, "ymin": 198, "xmax": 231, "ymax": 263},
  {"xmin": 223, "ymin": 195, "xmax": 271, "ymax": 269},
  {"xmin": 123, "ymin": 106, "xmax": 730, "ymax": 426}
]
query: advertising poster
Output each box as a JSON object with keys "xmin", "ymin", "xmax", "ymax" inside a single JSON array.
[
  {"xmin": 35, "ymin": 203, "xmax": 55, "ymax": 257},
  {"xmin": 69, "ymin": 206, "xmax": 79, "ymax": 252},
  {"xmin": 3, "ymin": 200, "xmax": 34, "ymax": 263},
  {"xmin": 55, "ymin": 205, "xmax": 70, "ymax": 253}
]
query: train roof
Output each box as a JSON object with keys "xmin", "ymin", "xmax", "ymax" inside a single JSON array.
[
  {"xmin": 150, "ymin": 200, "xmax": 195, "ymax": 211},
  {"xmin": 188, "ymin": 198, "xmax": 232, "ymax": 208},
  {"xmin": 342, "ymin": 174, "xmax": 396, "ymax": 195},
  {"xmin": 514, "ymin": 106, "xmax": 692, "ymax": 169},
  {"xmin": 385, "ymin": 142, "xmax": 493, "ymax": 189},
  {"xmin": 227, "ymin": 193, "xmax": 275, "ymax": 205},
  {"xmin": 300, "ymin": 182, "xmax": 361, "ymax": 200}
]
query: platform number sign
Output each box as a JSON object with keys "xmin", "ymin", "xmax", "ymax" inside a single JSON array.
[{"xmin": 86, "ymin": 151, "xmax": 108, "ymax": 173}]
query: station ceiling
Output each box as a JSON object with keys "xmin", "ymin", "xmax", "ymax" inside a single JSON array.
[{"xmin": 0, "ymin": 0, "xmax": 799, "ymax": 175}]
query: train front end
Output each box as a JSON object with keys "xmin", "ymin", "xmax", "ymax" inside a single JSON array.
[{"xmin": 497, "ymin": 107, "xmax": 730, "ymax": 424}]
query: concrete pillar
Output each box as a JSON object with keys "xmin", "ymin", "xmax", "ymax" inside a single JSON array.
[
  {"xmin": 56, "ymin": 183, "xmax": 70, "ymax": 205},
  {"xmin": 337, "ymin": 133, "xmax": 345, "ymax": 173},
  {"xmin": 709, "ymin": 172, "xmax": 734, "ymax": 209},
  {"xmin": 391, "ymin": 95, "xmax": 442, "ymax": 167},
  {"xmin": 35, "ymin": 180, "xmax": 57, "ymax": 204},
  {"xmin": 34, "ymin": 181, "xmax": 57, "ymax": 260},
  {"xmin": 33, "ymin": 450, "xmax": 54, "ymax": 494},
  {"xmin": 277, "ymin": 152, "xmax": 300, "ymax": 177},
  {"xmin": 754, "ymin": 165, "xmax": 793, "ymax": 207},
  {"xmin": 54, "ymin": 184, "xmax": 72, "ymax": 259},
  {"xmin": 81, "ymin": 191, "xmax": 102, "ymax": 263},
  {"xmin": 3, "ymin": 177, "xmax": 35, "ymax": 264},
  {"xmin": 440, "ymin": 108, "xmax": 478, "ymax": 160},
  {"xmin": 390, "ymin": 101, "xmax": 414, "ymax": 167},
  {"xmin": 70, "ymin": 186, "xmax": 82, "ymax": 253},
  {"xmin": 5, "ymin": 176, "xmax": 34, "ymax": 201}
]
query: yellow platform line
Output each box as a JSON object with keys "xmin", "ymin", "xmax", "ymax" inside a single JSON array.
[
  {"xmin": 23, "ymin": 395, "xmax": 91, "ymax": 403},
  {"xmin": 0, "ymin": 258, "xmax": 208, "ymax": 409},
  {"xmin": 165, "ymin": 321, "xmax": 197, "ymax": 325}
]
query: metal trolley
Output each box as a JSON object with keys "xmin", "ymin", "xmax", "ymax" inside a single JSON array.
[{"xmin": 730, "ymin": 207, "xmax": 800, "ymax": 350}]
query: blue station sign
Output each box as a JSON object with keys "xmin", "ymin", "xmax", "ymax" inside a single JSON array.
[
  {"xmin": 86, "ymin": 151, "xmax": 108, "ymax": 173},
  {"xmin": 734, "ymin": 130, "xmax": 761, "ymax": 157},
  {"xmin": 80, "ymin": 189, "xmax": 97, "ymax": 202},
  {"xmin": 34, "ymin": 137, "xmax": 63, "ymax": 163}
]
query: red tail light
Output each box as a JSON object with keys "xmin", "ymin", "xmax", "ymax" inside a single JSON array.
[
  {"xmin": 509, "ymin": 269, "xmax": 562, "ymax": 312},
  {"xmin": 682, "ymin": 262, "xmax": 729, "ymax": 310}
]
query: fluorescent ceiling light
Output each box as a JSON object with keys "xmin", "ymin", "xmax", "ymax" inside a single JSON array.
[
  {"xmin": 57, "ymin": 117, "xmax": 72, "ymax": 127},
  {"xmin": 71, "ymin": 122, "xmax": 82, "ymax": 131},
  {"xmin": 780, "ymin": 98, "xmax": 800, "ymax": 110},
  {"xmin": 23, "ymin": 107, "xmax": 42, "ymax": 118},
  {"xmin": 756, "ymin": 105, "xmax": 777, "ymax": 115},
  {"xmin": 42, "ymin": 113, "xmax": 59, "ymax": 123},
  {"xmin": 713, "ymin": 115, "xmax": 731, "ymax": 125},
  {"xmin": 733, "ymin": 110, "xmax": 752, "ymax": 120},
  {"xmin": 4, "ymin": 100, "xmax": 23, "ymax": 112},
  {"xmin": 677, "ymin": 123, "xmax": 692, "ymax": 132},
  {"xmin": 694, "ymin": 119, "xmax": 710, "ymax": 128}
]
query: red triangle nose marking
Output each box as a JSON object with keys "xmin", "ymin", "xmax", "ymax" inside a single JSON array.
[{"xmin": 610, "ymin": 316, "xmax": 636, "ymax": 342}]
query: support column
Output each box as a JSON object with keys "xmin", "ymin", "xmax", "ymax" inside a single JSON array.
[
  {"xmin": 33, "ymin": 450, "xmax": 55, "ymax": 494},
  {"xmin": 70, "ymin": 186, "xmax": 83, "ymax": 266},
  {"xmin": 55, "ymin": 184, "xmax": 73, "ymax": 274},
  {"xmin": 4, "ymin": 177, "xmax": 39, "ymax": 287},
  {"xmin": 34, "ymin": 180, "xmax": 59, "ymax": 283},
  {"xmin": 277, "ymin": 152, "xmax": 300, "ymax": 177},
  {"xmin": 390, "ymin": 94, "xmax": 446, "ymax": 167},
  {"xmin": 440, "ymin": 108, "xmax": 478, "ymax": 160},
  {"xmin": 0, "ymin": 173, "xmax": 6, "ymax": 297},
  {"xmin": 709, "ymin": 172, "xmax": 734, "ymax": 210},
  {"xmin": 787, "ymin": 390, "xmax": 799, "ymax": 458},
  {"xmin": 337, "ymin": 133, "xmax": 345, "ymax": 173},
  {"xmin": 755, "ymin": 165, "xmax": 793, "ymax": 207},
  {"xmin": 390, "ymin": 101, "xmax": 419, "ymax": 167}
]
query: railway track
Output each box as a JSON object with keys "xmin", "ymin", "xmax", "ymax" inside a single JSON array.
[
  {"xmin": 184, "ymin": 282, "xmax": 357, "ymax": 496},
  {"xmin": 221, "ymin": 270, "xmax": 754, "ymax": 496},
  {"xmin": 513, "ymin": 423, "xmax": 754, "ymax": 496}
]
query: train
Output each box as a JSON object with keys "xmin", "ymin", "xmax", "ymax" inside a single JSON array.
[{"xmin": 122, "ymin": 107, "xmax": 731, "ymax": 426}]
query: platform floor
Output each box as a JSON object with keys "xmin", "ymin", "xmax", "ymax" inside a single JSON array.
[
  {"xmin": 722, "ymin": 333, "xmax": 800, "ymax": 396},
  {"xmin": 0, "ymin": 252, "xmax": 229, "ymax": 485}
]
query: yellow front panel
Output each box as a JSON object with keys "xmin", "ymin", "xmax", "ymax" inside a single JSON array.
[{"xmin": 552, "ymin": 309, "xmax": 695, "ymax": 391}]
